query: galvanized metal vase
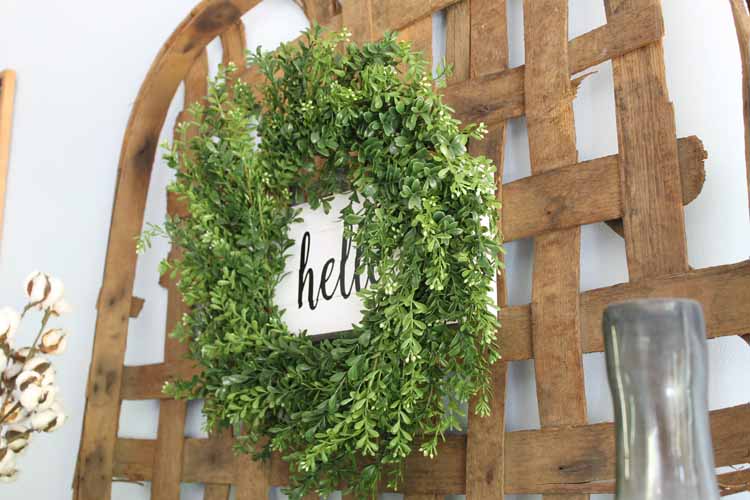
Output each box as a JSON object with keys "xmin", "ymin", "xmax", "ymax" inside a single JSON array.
[{"xmin": 602, "ymin": 299, "xmax": 719, "ymax": 500}]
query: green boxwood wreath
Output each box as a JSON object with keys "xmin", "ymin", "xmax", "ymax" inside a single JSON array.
[{"xmin": 152, "ymin": 27, "xmax": 503, "ymax": 499}]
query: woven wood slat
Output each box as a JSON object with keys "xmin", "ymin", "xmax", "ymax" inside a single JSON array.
[
  {"xmin": 76, "ymin": 0, "xmax": 750, "ymax": 497},
  {"xmin": 151, "ymin": 48, "xmax": 208, "ymax": 500},
  {"xmin": 220, "ymin": 20, "xmax": 247, "ymax": 72},
  {"xmin": 605, "ymin": 0, "xmax": 689, "ymax": 281},
  {"xmin": 442, "ymin": 3, "xmax": 664, "ymax": 127},
  {"xmin": 73, "ymin": 3, "xmax": 262, "ymax": 499},
  {"xmin": 523, "ymin": 4, "xmax": 587, "ymax": 500},
  {"xmin": 445, "ymin": 0, "xmax": 510, "ymax": 498},
  {"xmin": 119, "ymin": 258, "xmax": 750, "ymax": 401},
  {"xmin": 110, "ymin": 402, "xmax": 750, "ymax": 494}
]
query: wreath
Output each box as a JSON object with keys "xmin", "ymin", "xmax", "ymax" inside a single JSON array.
[{"xmin": 149, "ymin": 27, "xmax": 502, "ymax": 499}]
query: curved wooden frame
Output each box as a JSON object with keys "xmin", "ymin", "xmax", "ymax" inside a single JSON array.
[{"xmin": 75, "ymin": 0, "xmax": 750, "ymax": 499}]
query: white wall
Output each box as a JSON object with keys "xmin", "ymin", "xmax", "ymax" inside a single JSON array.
[{"xmin": 0, "ymin": 1, "xmax": 748, "ymax": 499}]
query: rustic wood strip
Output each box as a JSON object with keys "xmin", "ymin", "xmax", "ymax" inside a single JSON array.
[
  {"xmin": 240, "ymin": 0, "xmax": 463, "ymax": 84},
  {"xmin": 121, "ymin": 360, "xmax": 201, "ymax": 400},
  {"xmin": 445, "ymin": 1, "xmax": 470, "ymax": 85},
  {"xmin": 398, "ymin": 15, "xmax": 433, "ymax": 65},
  {"xmin": 442, "ymin": 2, "xmax": 663, "ymax": 127},
  {"xmin": 719, "ymin": 467, "xmax": 750, "ymax": 496},
  {"xmin": 158, "ymin": 131, "xmax": 702, "ymax": 291},
  {"xmin": 523, "ymin": 5, "xmax": 587, "ymax": 500},
  {"xmin": 605, "ymin": 135, "xmax": 706, "ymax": 237},
  {"xmin": 455, "ymin": 0, "xmax": 511, "ymax": 498},
  {"xmin": 604, "ymin": 0, "xmax": 688, "ymax": 281},
  {"xmin": 73, "ymin": 3, "xmax": 261, "ymax": 499},
  {"xmin": 203, "ymin": 429, "xmax": 233, "ymax": 500},
  {"xmin": 0, "ymin": 70, "xmax": 16, "ymax": 244},
  {"xmin": 469, "ymin": 0, "xmax": 507, "ymax": 79},
  {"xmin": 370, "ymin": 0, "xmax": 458, "ymax": 35},
  {"xmin": 121, "ymin": 259, "xmax": 750, "ymax": 403},
  {"xmin": 112, "ymin": 403, "xmax": 750, "ymax": 494},
  {"xmin": 220, "ymin": 20, "xmax": 247, "ymax": 72},
  {"xmin": 504, "ymin": 135, "xmax": 704, "ymax": 242},
  {"xmin": 152, "ymin": 48, "xmax": 209, "ymax": 500},
  {"xmin": 167, "ymin": 190, "xmax": 191, "ymax": 219},
  {"xmin": 501, "ymin": 259, "xmax": 750, "ymax": 361},
  {"xmin": 341, "ymin": 0, "xmax": 373, "ymax": 44},
  {"xmin": 203, "ymin": 484, "xmax": 230, "ymax": 500},
  {"xmin": 129, "ymin": 297, "xmax": 145, "ymax": 318},
  {"xmin": 729, "ymin": 0, "xmax": 750, "ymax": 220},
  {"xmin": 234, "ymin": 441, "xmax": 271, "ymax": 499},
  {"xmin": 301, "ymin": 0, "xmax": 341, "ymax": 25}
]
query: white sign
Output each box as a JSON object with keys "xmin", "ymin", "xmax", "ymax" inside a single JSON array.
[{"xmin": 274, "ymin": 194, "xmax": 375, "ymax": 337}]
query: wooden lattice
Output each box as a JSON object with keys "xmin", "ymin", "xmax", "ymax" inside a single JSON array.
[{"xmin": 73, "ymin": 0, "xmax": 750, "ymax": 498}]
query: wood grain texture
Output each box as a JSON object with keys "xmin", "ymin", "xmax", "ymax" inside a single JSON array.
[
  {"xmin": 73, "ymin": 3, "xmax": 261, "ymax": 499},
  {"xmin": 453, "ymin": 0, "xmax": 510, "ymax": 498},
  {"xmin": 111, "ymin": 403, "xmax": 750, "ymax": 495},
  {"xmin": 151, "ymin": 50, "xmax": 209, "ymax": 500},
  {"xmin": 446, "ymin": 1, "xmax": 471, "ymax": 84},
  {"xmin": 523, "ymin": 5, "xmax": 587, "ymax": 500},
  {"xmin": 442, "ymin": 2, "xmax": 664, "ymax": 126},
  {"xmin": 504, "ymin": 136, "xmax": 704, "ymax": 242},
  {"xmin": 203, "ymin": 429, "xmax": 233, "ymax": 500},
  {"xmin": 604, "ymin": 0, "xmax": 688, "ymax": 281},
  {"xmin": 301, "ymin": 0, "xmax": 340, "ymax": 25},
  {"xmin": 83, "ymin": 0, "xmax": 750, "ymax": 496},
  {"xmin": 719, "ymin": 467, "xmax": 750, "ymax": 496},
  {"xmin": 234, "ymin": 441, "xmax": 271, "ymax": 499},
  {"xmin": 398, "ymin": 15, "xmax": 433, "ymax": 66},
  {"xmin": 0, "ymin": 70, "xmax": 16, "ymax": 245},
  {"xmin": 370, "ymin": 0, "xmax": 457, "ymax": 34},
  {"xmin": 220, "ymin": 20, "xmax": 247, "ymax": 72},
  {"xmin": 203, "ymin": 484, "xmax": 231, "ymax": 500},
  {"xmin": 501, "ymin": 259, "xmax": 750, "ymax": 362},
  {"xmin": 121, "ymin": 360, "xmax": 201, "ymax": 400},
  {"xmin": 120, "ymin": 167, "xmax": 724, "ymax": 403},
  {"xmin": 341, "ymin": 0, "xmax": 373, "ymax": 44},
  {"xmin": 128, "ymin": 296, "xmax": 145, "ymax": 318}
]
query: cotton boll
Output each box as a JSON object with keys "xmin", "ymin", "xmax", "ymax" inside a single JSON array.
[
  {"xmin": 0, "ymin": 308, "xmax": 20, "ymax": 343},
  {"xmin": 22, "ymin": 357, "xmax": 51, "ymax": 376},
  {"xmin": 15, "ymin": 371, "xmax": 42, "ymax": 411},
  {"xmin": 4, "ymin": 425, "xmax": 31, "ymax": 454},
  {"xmin": 50, "ymin": 299, "xmax": 71, "ymax": 317},
  {"xmin": 0, "ymin": 442, "xmax": 15, "ymax": 475},
  {"xmin": 0, "ymin": 470, "xmax": 17, "ymax": 482},
  {"xmin": 36, "ymin": 385, "xmax": 57, "ymax": 411},
  {"xmin": 2, "ymin": 360, "xmax": 22, "ymax": 386},
  {"xmin": 41, "ymin": 367, "xmax": 56, "ymax": 387},
  {"xmin": 24, "ymin": 271, "xmax": 48, "ymax": 303},
  {"xmin": 14, "ymin": 370, "xmax": 41, "ymax": 391},
  {"xmin": 11, "ymin": 348, "xmax": 30, "ymax": 365},
  {"xmin": 40, "ymin": 277, "xmax": 64, "ymax": 310},
  {"xmin": 0, "ymin": 350, "xmax": 7, "ymax": 373},
  {"xmin": 16, "ymin": 385, "xmax": 42, "ymax": 412},
  {"xmin": 40, "ymin": 329, "xmax": 67, "ymax": 355},
  {"xmin": 30, "ymin": 408, "xmax": 64, "ymax": 432},
  {"xmin": 0, "ymin": 399, "xmax": 24, "ymax": 424}
]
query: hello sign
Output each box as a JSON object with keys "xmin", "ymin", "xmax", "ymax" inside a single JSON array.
[{"xmin": 275, "ymin": 194, "xmax": 376, "ymax": 337}]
